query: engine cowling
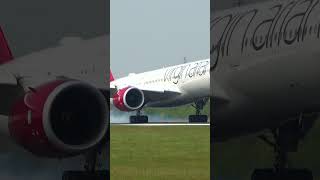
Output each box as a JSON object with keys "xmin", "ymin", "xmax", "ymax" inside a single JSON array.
[
  {"xmin": 9, "ymin": 79, "xmax": 108, "ymax": 158},
  {"xmin": 113, "ymin": 87, "xmax": 144, "ymax": 111}
]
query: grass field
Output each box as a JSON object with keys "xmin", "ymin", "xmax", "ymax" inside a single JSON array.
[{"xmin": 110, "ymin": 125, "xmax": 210, "ymax": 180}]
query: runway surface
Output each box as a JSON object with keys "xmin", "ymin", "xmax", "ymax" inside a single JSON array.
[{"xmin": 113, "ymin": 123, "xmax": 210, "ymax": 126}]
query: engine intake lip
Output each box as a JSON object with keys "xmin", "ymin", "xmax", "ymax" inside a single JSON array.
[
  {"xmin": 123, "ymin": 87, "xmax": 144, "ymax": 110},
  {"xmin": 42, "ymin": 80, "xmax": 108, "ymax": 152}
]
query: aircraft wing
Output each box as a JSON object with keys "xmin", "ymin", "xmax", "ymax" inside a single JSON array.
[
  {"xmin": 139, "ymin": 85, "xmax": 181, "ymax": 102},
  {"xmin": 0, "ymin": 67, "xmax": 110, "ymax": 116},
  {"xmin": 0, "ymin": 69, "xmax": 24, "ymax": 115},
  {"xmin": 110, "ymin": 84, "xmax": 181, "ymax": 103},
  {"xmin": 211, "ymin": 82, "xmax": 229, "ymax": 105}
]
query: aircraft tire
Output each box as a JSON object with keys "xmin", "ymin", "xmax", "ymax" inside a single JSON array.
[
  {"xmin": 62, "ymin": 170, "xmax": 109, "ymax": 180},
  {"xmin": 188, "ymin": 115, "xmax": 208, "ymax": 123},
  {"xmin": 251, "ymin": 168, "xmax": 313, "ymax": 180},
  {"xmin": 129, "ymin": 115, "xmax": 148, "ymax": 123}
]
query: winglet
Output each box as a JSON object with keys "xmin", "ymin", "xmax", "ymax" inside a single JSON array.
[
  {"xmin": 110, "ymin": 70, "xmax": 114, "ymax": 82},
  {"xmin": 0, "ymin": 27, "xmax": 13, "ymax": 64}
]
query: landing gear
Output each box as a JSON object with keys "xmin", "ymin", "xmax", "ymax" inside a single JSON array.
[
  {"xmin": 189, "ymin": 98, "xmax": 208, "ymax": 123},
  {"xmin": 252, "ymin": 114, "xmax": 317, "ymax": 180},
  {"xmin": 62, "ymin": 170, "xmax": 108, "ymax": 180},
  {"xmin": 62, "ymin": 147, "xmax": 109, "ymax": 180},
  {"xmin": 130, "ymin": 110, "xmax": 148, "ymax": 123},
  {"xmin": 252, "ymin": 168, "xmax": 312, "ymax": 180}
]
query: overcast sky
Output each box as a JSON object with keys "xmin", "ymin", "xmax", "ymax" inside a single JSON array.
[{"xmin": 110, "ymin": 0, "xmax": 209, "ymax": 77}]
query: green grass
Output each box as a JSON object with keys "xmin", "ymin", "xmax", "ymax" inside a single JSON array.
[{"xmin": 111, "ymin": 125, "xmax": 210, "ymax": 180}]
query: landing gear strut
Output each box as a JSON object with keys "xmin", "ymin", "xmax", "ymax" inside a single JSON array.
[
  {"xmin": 62, "ymin": 146, "xmax": 109, "ymax": 180},
  {"xmin": 189, "ymin": 98, "xmax": 208, "ymax": 123},
  {"xmin": 252, "ymin": 114, "xmax": 316, "ymax": 180},
  {"xmin": 130, "ymin": 109, "xmax": 148, "ymax": 123}
]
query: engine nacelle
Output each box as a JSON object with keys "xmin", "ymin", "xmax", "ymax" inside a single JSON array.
[
  {"xmin": 9, "ymin": 79, "xmax": 108, "ymax": 158},
  {"xmin": 113, "ymin": 87, "xmax": 144, "ymax": 111}
]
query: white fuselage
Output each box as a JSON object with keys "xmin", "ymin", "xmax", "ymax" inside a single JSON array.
[
  {"xmin": 111, "ymin": 59, "xmax": 210, "ymax": 107},
  {"xmin": 212, "ymin": 0, "xmax": 320, "ymax": 140}
]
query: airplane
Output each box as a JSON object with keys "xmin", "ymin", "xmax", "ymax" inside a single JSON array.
[
  {"xmin": 110, "ymin": 59, "xmax": 210, "ymax": 123},
  {"xmin": 211, "ymin": 0, "xmax": 320, "ymax": 179},
  {"xmin": 0, "ymin": 27, "xmax": 109, "ymax": 180}
]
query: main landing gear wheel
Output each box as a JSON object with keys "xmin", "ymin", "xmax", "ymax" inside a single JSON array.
[
  {"xmin": 129, "ymin": 110, "xmax": 148, "ymax": 123},
  {"xmin": 252, "ymin": 168, "xmax": 312, "ymax": 180},
  {"xmin": 130, "ymin": 115, "xmax": 148, "ymax": 123},
  {"xmin": 62, "ymin": 147, "xmax": 109, "ymax": 180},
  {"xmin": 188, "ymin": 115, "xmax": 208, "ymax": 123},
  {"xmin": 189, "ymin": 98, "xmax": 208, "ymax": 123},
  {"xmin": 62, "ymin": 170, "xmax": 109, "ymax": 180},
  {"xmin": 252, "ymin": 114, "xmax": 317, "ymax": 180}
]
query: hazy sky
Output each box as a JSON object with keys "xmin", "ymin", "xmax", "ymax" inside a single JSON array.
[{"xmin": 111, "ymin": 0, "xmax": 209, "ymax": 77}]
